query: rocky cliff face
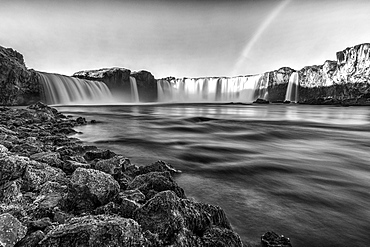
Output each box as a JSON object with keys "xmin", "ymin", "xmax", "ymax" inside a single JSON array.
[
  {"xmin": 130, "ymin": 70, "xmax": 157, "ymax": 102},
  {"xmin": 297, "ymin": 43, "xmax": 370, "ymax": 104},
  {"xmin": 267, "ymin": 67, "xmax": 295, "ymax": 102},
  {"xmin": 0, "ymin": 46, "xmax": 41, "ymax": 105}
]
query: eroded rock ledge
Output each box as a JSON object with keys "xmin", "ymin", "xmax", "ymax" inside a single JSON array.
[{"xmin": 0, "ymin": 102, "xmax": 286, "ymax": 246}]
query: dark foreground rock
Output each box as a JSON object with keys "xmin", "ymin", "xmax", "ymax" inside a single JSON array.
[{"xmin": 0, "ymin": 102, "xmax": 259, "ymax": 246}]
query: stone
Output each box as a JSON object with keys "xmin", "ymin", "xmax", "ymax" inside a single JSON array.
[
  {"xmin": 0, "ymin": 155, "xmax": 28, "ymax": 186},
  {"xmin": 0, "ymin": 180, "xmax": 23, "ymax": 203},
  {"xmin": 117, "ymin": 189, "xmax": 145, "ymax": 203},
  {"xmin": 0, "ymin": 213, "xmax": 27, "ymax": 247},
  {"xmin": 27, "ymin": 217, "xmax": 52, "ymax": 231},
  {"xmin": 68, "ymin": 168, "xmax": 120, "ymax": 211},
  {"xmin": 130, "ymin": 70, "xmax": 158, "ymax": 102},
  {"xmin": 134, "ymin": 190, "xmax": 241, "ymax": 246},
  {"xmin": 13, "ymin": 230, "xmax": 45, "ymax": 247},
  {"xmin": 22, "ymin": 161, "xmax": 67, "ymax": 191},
  {"xmin": 94, "ymin": 156, "xmax": 130, "ymax": 177},
  {"xmin": 253, "ymin": 98, "xmax": 270, "ymax": 104},
  {"xmin": 39, "ymin": 215, "xmax": 146, "ymax": 247},
  {"xmin": 83, "ymin": 149, "xmax": 116, "ymax": 161},
  {"xmin": 62, "ymin": 160, "xmax": 91, "ymax": 174},
  {"xmin": 127, "ymin": 171, "xmax": 186, "ymax": 200},
  {"xmin": 30, "ymin": 152, "xmax": 63, "ymax": 168},
  {"xmin": 261, "ymin": 231, "xmax": 292, "ymax": 247},
  {"xmin": 137, "ymin": 160, "xmax": 181, "ymax": 176}
]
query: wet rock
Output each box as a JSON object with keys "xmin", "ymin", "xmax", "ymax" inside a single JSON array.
[
  {"xmin": 75, "ymin": 117, "xmax": 87, "ymax": 125},
  {"xmin": 202, "ymin": 227, "xmax": 244, "ymax": 247},
  {"xmin": 253, "ymin": 98, "xmax": 270, "ymax": 104},
  {"xmin": 0, "ymin": 213, "xmax": 27, "ymax": 247},
  {"xmin": 14, "ymin": 230, "xmax": 45, "ymax": 247},
  {"xmin": 94, "ymin": 155, "xmax": 130, "ymax": 177},
  {"xmin": 93, "ymin": 199, "xmax": 139, "ymax": 219},
  {"xmin": 0, "ymin": 155, "xmax": 28, "ymax": 186},
  {"xmin": 137, "ymin": 160, "xmax": 182, "ymax": 176},
  {"xmin": 68, "ymin": 168, "xmax": 120, "ymax": 211},
  {"xmin": 134, "ymin": 190, "xmax": 240, "ymax": 246},
  {"xmin": 39, "ymin": 215, "xmax": 146, "ymax": 247},
  {"xmin": 127, "ymin": 171, "xmax": 186, "ymax": 200},
  {"xmin": 0, "ymin": 126, "xmax": 17, "ymax": 135},
  {"xmin": 261, "ymin": 231, "xmax": 292, "ymax": 247},
  {"xmin": 83, "ymin": 149, "xmax": 116, "ymax": 161}
]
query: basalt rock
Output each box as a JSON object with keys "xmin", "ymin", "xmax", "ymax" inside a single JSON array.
[
  {"xmin": 0, "ymin": 46, "xmax": 41, "ymax": 105},
  {"xmin": 261, "ymin": 231, "xmax": 292, "ymax": 247}
]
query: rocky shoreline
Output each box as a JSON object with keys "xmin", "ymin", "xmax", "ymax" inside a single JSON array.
[{"xmin": 0, "ymin": 102, "xmax": 292, "ymax": 247}]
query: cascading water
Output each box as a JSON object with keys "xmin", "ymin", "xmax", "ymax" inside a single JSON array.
[
  {"xmin": 129, "ymin": 76, "xmax": 139, "ymax": 102},
  {"xmin": 285, "ymin": 72, "xmax": 299, "ymax": 102},
  {"xmin": 39, "ymin": 72, "xmax": 114, "ymax": 105},
  {"xmin": 157, "ymin": 74, "xmax": 268, "ymax": 103}
]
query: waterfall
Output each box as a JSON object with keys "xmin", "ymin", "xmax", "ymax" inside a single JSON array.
[
  {"xmin": 130, "ymin": 76, "xmax": 139, "ymax": 102},
  {"xmin": 39, "ymin": 72, "xmax": 114, "ymax": 105},
  {"xmin": 285, "ymin": 72, "xmax": 299, "ymax": 102},
  {"xmin": 157, "ymin": 74, "xmax": 268, "ymax": 103}
]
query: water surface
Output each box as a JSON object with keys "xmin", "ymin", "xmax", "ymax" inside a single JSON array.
[{"xmin": 56, "ymin": 104, "xmax": 370, "ymax": 247}]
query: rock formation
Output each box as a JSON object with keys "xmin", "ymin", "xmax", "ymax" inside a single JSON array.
[{"xmin": 0, "ymin": 46, "xmax": 41, "ymax": 105}]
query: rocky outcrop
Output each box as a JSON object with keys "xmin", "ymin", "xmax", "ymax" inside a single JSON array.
[
  {"xmin": 0, "ymin": 46, "xmax": 41, "ymax": 105},
  {"xmin": 0, "ymin": 102, "xmax": 245, "ymax": 246},
  {"xmin": 297, "ymin": 43, "xmax": 370, "ymax": 105},
  {"xmin": 73, "ymin": 67, "xmax": 131, "ymax": 99},
  {"xmin": 130, "ymin": 70, "xmax": 158, "ymax": 102},
  {"xmin": 267, "ymin": 67, "xmax": 295, "ymax": 102}
]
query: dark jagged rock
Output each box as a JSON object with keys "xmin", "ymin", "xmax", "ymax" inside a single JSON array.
[
  {"xmin": 131, "ymin": 70, "xmax": 158, "ymax": 102},
  {"xmin": 253, "ymin": 98, "xmax": 270, "ymax": 104},
  {"xmin": 134, "ymin": 190, "xmax": 243, "ymax": 246},
  {"xmin": 83, "ymin": 149, "xmax": 116, "ymax": 161},
  {"xmin": 137, "ymin": 160, "xmax": 182, "ymax": 176},
  {"xmin": 261, "ymin": 231, "xmax": 292, "ymax": 247},
  {"xmin": 0, "ymin": 46, "xmax": 41, "ymax": 105},
  {"xmin": 267, "ymin": 67, "xmax": 295, "ymax": 102},
  {"xmin": 67, "ymin": 168, "xmax": 120, "ymax": 211},
  {"xmin": 39, "ymin": 215, "xmax": 147, "ymax": 247},
  {"xmin": 127, "ymin": 171, "xmax": 186, "ymax": 200},
  {"xmin": 94, "ymin": 155, "xmax": 130, "ymax": 177}
]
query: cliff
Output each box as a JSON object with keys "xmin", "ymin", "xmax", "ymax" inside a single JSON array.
[{"xmin": 0, "ymin": 46, "xmax": 41, "ymax": 105}]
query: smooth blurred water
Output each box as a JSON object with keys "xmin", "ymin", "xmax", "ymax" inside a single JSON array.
[{"xmin": 56, "ymin": 103, "xmax": 370, "ymax": 247}]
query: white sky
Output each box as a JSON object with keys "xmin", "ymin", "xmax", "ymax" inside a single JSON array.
[{"xmin": 1, "ymin": 0, "xmax": 370, "ymax": 78}]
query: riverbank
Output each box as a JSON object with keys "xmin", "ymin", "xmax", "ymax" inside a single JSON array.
[{"xmin": 0, "ymin": 102, "xmax": 293, "ymax": 246}]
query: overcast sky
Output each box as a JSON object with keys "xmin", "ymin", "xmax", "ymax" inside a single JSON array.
[{"xmin": 1, "ymin": 0, "xmax": 370, "ymax": 78}]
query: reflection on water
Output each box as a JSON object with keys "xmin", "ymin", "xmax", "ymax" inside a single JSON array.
[{"xmin": 57, "ymin": 104, "xmax": 370, "ymax": 247}]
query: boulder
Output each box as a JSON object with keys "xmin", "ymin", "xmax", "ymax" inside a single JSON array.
[
  {"xmin": 127, "ymin": 171, "xmax": 186, "ymax": 200},
  {"xmin": 62, "ymin": 160, "xmax": 91, "ymax": 174},
  {"xmin": 0, "ymin": 179, "xmax": 23, "ymax": 204},
  {"xmin": 261, "ymin": 231, "xmax": 292, "ymax": 247},
  {"xmin": 0, "ymin": 155, "xmax": 29, "ymax": 186},
  {"xmin": 39, "ymin": 215, "xmax": 146, "ymax": 247},
  {"xmin": 134, "ymin": 190, "xmax": 242, "ymax": 246},
  {"xmin": 30, "ymin": 152, "xmax": 63, "ymax": 168},
  {"xmin": 94, "ymin": 156, "xmax": 130, "ymax": 177},
  {"xmin": 68, "ymin": 168, "xmax": 120, "ymax": 211},
  {"xmin": 13, "ymin": 230, "xmax": 45, "ymax": 247},
  {"xmin": 0, "ymin": 213, "xmax": 27, "ymax": 247},
  {"xmin": 22, "ymin": 161, "xmax": 67, "ymax": 191},
  {"xmin": 83, "ymin": 149, "xmax": 116, "ymax": 161}
]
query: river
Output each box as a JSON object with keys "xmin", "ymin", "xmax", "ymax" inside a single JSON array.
[{"xmin": 56, "ymin": 103, "xmax": 370, "ymax": 247}]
